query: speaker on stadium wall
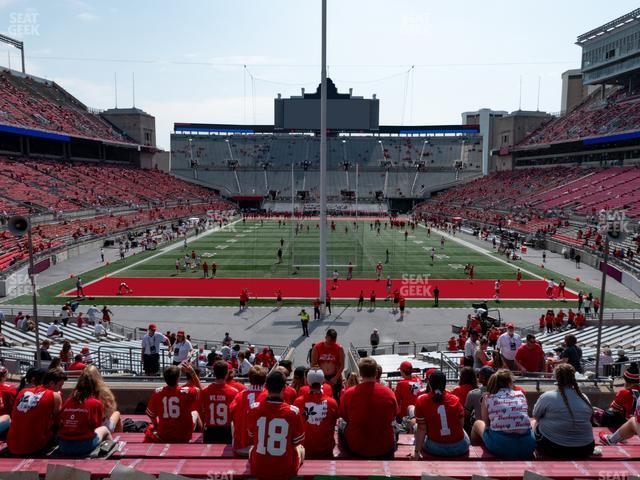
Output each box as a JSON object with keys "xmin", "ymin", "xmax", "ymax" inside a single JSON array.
[{"xmin": 8, "ymin": 216, "xmax": 29, "ymax": 238}]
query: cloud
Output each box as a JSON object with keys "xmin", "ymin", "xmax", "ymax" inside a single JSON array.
[
  {"xmin": 76, "ymin": 11, "xmax": 97, "ymax": 21},
  {"xmin": 49, "ymin": 76, "xmax": 114, "ymax": 109}
]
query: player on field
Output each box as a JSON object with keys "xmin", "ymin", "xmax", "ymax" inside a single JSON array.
[
  {"xmin": 294, "ymin": 368, "xmax": 339, "ymax": 459},
  {"xmin": 145, "ymin": 365, "xmax": 201, "ymax": 443},
  {"xmin": 430, "ymin": 247, "xmax": 435, "ymax": 265},
  {"xmin": 175, "ymin": 259, "xmax": 180, "ymax": 274},
  {"xmin": 310, "ymin": 329, "xmax": 345, "ymax": 401},
  {"xmin": 117, "ymin": 282, "xmax": 133, "ymax": 295},
  {"xmin": 558, "ymin": 279, "xmax": 566, "ymax": 300},
  {"xmin": 230, "ymin": 365, "xmax": 268, "ymax": 456},
  {"xmin": 546, "ymin": 278, "xmax": 555, "ymax": 299},
  {"xmin": 276, "ymin": 289, "xmax": 283, "ymax": 308},
  {"xmin": 494, "ymin": 280, "xmax": 501, "ymax": 302},
  {"xmin": 199, "ymin": 361, "xmax": 239, "ymax": 443},
  {"xmin": 370, "ymin": 289, "xmax": 376, "ymax": 309},
  {"xmin": 376, "ymin": 262, "xmax": 383, "ymax": 280},
  {"xmin": 440, "ymin": 236, "xmax": 445, "ymax": 249},
  {"xmin": 248, "ymin": 371, "xmax": 305, "ymax": 480},
  {"xmin": 332, "ymin": 269, "xmax": 339, "ymax": 290},
  {"xmin": 347, "ymin": 261, "xmax": 353, "ymax": 280},
  {"xmin": 7, "ymin": 368, "xmax": 66, "ymax": 455},
  {"xmin": 468, "ymin": 264, "xmax": 474, "ymax": 282},
  {"xmin": 516, "ymin": 268, "xmax": 522, "ymax": 285},
  {"xmin": 357, "ymin": 290, "xmax": 364, "ymax": 311}
]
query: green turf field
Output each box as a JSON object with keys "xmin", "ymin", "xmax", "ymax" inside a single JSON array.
[
  {"xmin": 4, "ymin": 219, "xmax": 640, "ymax": 308},
  {"xmin": 119, "ymin": 219, "xmax": 535, "ymax": 280}
]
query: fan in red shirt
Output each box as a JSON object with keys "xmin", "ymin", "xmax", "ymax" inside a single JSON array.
[
  {"xmin": 447, "ymin": 337, "xmax": 457, "ymax": 352},
  {"xmin": 7, "ymin": 368, "xmax": 66, "ymax": 455},
  {"xmin": 310, "ymin": 329, "xmax": 345, "ymax": 401},
  {"xmin": 297, "ymin": 369, "xmax": 333, "ymax": 398},
  {"xmin": 575, "ymin": 312, "xmax": 586, "ymax": 329},
  {"xmin": 255, "ymin": 348, "xmax": 276, "ymax": 370},
  {"xmin": 199, "ymin": 361, "xmax": 239, "ymax": 443},
  {"xmin": 451, "ymin": 367, "xmax": 477, "ymax": 407},
  {"xmin": 57, "ymin": 365, "xmax": 121, "ymax": 456},
  {"xmin": 515, "ymin": 334, "xmax": 545, "ymax": 373},
  {"xmin": 67, "ymin": 354, "xmax": 88, "ymax": 372},
  {"xmin": 226, "ymin": 366, "xmax": 247, "ymax": 393},
  {"xmin": 394, "ymin": 361, "xmax": 423, "ymax": 419},
  {"xmin": 230, "ymin": 365, "xmax": 268, "ymax": 456},
  {"xmin": 414, "ymin": 370, "xmax": 469, "ymax": 457},
  {"xmin": 293, "ymin": 368, "xmax": 339, "ymax": 458},
  {"xmin": 145, "ymin": 364, "xmax": 201, "ymax": 443},
  {"xmin": 248, "ymin": 370, "xmax": 305, "ymax": 480},
  {"xmin": 272, "ymin": 364, "xmax": 298, "ymax": 404},
  {"xmin": 338, "ymin": 357, "xmax": 399, "ymax": 458},
  {"xmin": 610, "ymin": 365, "xmax": 640, "ymax": 420},
  {"xmin": 0, "ymin": 366, "xmax": 17, "ymax": 434}
]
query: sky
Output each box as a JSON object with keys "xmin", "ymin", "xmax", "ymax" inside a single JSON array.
[{"xmin": 0, "ymin": 0, "xmax": 638, "ymax": 149}]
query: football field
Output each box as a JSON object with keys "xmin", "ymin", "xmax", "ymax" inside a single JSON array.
[{"xmin": 52, "ymin": 218, "xmax": 597, "ymax": 305}]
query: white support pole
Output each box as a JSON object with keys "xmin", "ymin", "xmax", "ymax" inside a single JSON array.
[
  {"xmin": 355, "ymin": 163, "xmax": 359, "ymax": 221},
  {"xmin": 319, "ymin": 0, "xmax": 328, "ymax": 306}
]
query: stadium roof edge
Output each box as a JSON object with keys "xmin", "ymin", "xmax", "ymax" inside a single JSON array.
[
  {"xmin": 576, "ymin": 8, "xmax": 640, "ymax": 45},
  {"xmin": 173, "ymin": 123, "xmax": 480, "ymax": 135}
]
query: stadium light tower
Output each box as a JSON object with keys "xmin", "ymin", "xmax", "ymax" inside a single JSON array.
[
  {"xmin": 0, "ymin": 34, "xmax": 25, "ymax": 73},
  {"xmin": 318, "ymin": 0, "xmax": 328, "ymax": 310}
]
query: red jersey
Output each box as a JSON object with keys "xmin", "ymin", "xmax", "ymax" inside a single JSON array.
[
  {"xmin": 227, "ymin": 379, "xmax": 247, "ymax": 392},
  {"xmin": 515, "ymin": 343, "xmax": 545, "ymax": 372},
  {"xmin": 339, "ymin": 381, "xmax": 399, "ymax": 457},
  {"xmin": 0, "ymin": 383, "xmax": 17, "ymax": 416},
  {"xmin": 146, "ymin": 385, "xmax": 199, "ymax": 443},
  {"xmin": 394, "ymin": 375, "xmax": 423, "ymax": 417},
  {"xmin": 313, "ymin": 341, "xmax": 342, "ymax": 374},
  {"xmin": 298, "ymin": 383, "xmax": 333, "ymax": 398},
  {"xmin": 199, "ymin": 383, "xmax": 239, "ymax": 428},
  {"xmin": 415, "ymin": 390, "xmax": 465, "ymax": 444},
  {"xmin": 451, "ymin": 384, "xmax": 474, "ymax": 407},
  {"xmin": 248, "ymin": 400, "xmax": 304, "ymax": 480},
  {"xmin": 611, "ymin": 386, "xmax": 640, "ymax": 419},
  {"xmin": 516, "ymin": 271, "xmax": 522, "ymax": 281},
  {"xmin": 282, "ymin": 385, "xmax": 297, "ymax": 404},
  {"xmin": 67, "ymin": 361, "xmax": 87, "ymax": 371},
  {"xmin": 294, "ymin": 391, "xmax": 339, "ymax": 458},
  {"xmin": 230, "ymin": 385, "xmax": 267, "ymax": 450},
  {"xmin": 8, "ymin": 386, "xmax": 57, "ymax": 455},
  {"xmin": 447, "ymin": 339, "xmax": 457, "ymax": 351},
  {"xmin": 58, "ymin": 396, "xmax": 104, "ymax": 441}
]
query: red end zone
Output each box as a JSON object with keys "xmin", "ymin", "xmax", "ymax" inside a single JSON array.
[{"xmin": 66, "ymin": 278, "xmax": 577, "ymax": 300}]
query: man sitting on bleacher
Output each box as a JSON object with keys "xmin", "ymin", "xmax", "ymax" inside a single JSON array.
[
  {"xmin": 338, "ymin": 358, "xmax": 399, "ymax": 458},
  {"xmin": 145, "ymin": 364, "xmax": 201, "ymax": 443},
  {"xmin": 199, "ymin": 360, "xmax": 240, "ymax": 444},
  {"xmin": 7, "ymin": 368, "xmax": 66, "ymax": 455},
  {"xmin": 230, "ymin": 365, "xmax": 267, "ymax": 456},
  {"xmin": 248, "ymin": 370, "xmax": 305, "ymax": 480}
]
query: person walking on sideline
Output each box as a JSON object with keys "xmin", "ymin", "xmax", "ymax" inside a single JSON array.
[{"xmin": 299, "ymin": 309, "xmax": 310, "ymax": 337}]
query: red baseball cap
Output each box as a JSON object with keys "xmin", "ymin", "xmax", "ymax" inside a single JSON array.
[
  {"xmin": 148, "ymin": 323, "xmax": 157, "ymax": 331},
  {"xmin": 423, "ymin": 367, "xmax": 437, "ymax": 380},
  {"xmin": 506, "ymin": 323, "xmax": 515, "ymax": 329},
  {"xmin": 81, "ymin": 346, "xmax": 89, "ymax": 353},
  {"xmin": 398, "ymin": 361, "xmax": 413, "ymax": 372}
]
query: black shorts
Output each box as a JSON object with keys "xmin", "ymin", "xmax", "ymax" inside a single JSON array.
[
  {"xmin": 204, "ymin": 426, "xmax": 232, "ymax": 444},
  {"xmin": 143, "ymin": 354, "xmax": 160, "ymax": 375},
  {"xmin": 535, "ymin": 429, "xmax": 594, "ymax": 459}
]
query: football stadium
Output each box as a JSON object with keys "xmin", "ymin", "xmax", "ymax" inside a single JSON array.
[{"xmin": 2, "ymin": 1, "xmax": 640, "ymax": 478}]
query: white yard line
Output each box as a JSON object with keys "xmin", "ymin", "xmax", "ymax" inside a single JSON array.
[
  {"xmin": 418, "ymin": 224, "xmax": 579, "ymax": 295},
  {"xmin": 63, "ymin": 218, "xmax": 243, "ymax": 295}
]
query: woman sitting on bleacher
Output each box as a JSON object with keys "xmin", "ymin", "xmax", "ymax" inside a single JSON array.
[
  {"xmin": 531, "ymin": 364, "xmax": 595, "ymax": 458},
  {"xmin": 470, "ymin": 369, "xmax": 536, "ymax": 459},
  {"xmin": 57, "ymin": 366, "xmax": 121, "ymax": 456},
  {"xmin": 414, "ymin": 370, "xmax": 470, "ymax": 458}
]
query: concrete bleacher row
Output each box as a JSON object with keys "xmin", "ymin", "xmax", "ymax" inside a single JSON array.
[
  {"xmin": 171, "ymin": 135, "xmax": 483, "ymax": 171},
  {"xmin": 175, "ymin": 168, "xmax": 480, "ymax": 199},
  {"xmin": 1, "ymin": 419, "xmax": 638, "ymax": 479}
]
